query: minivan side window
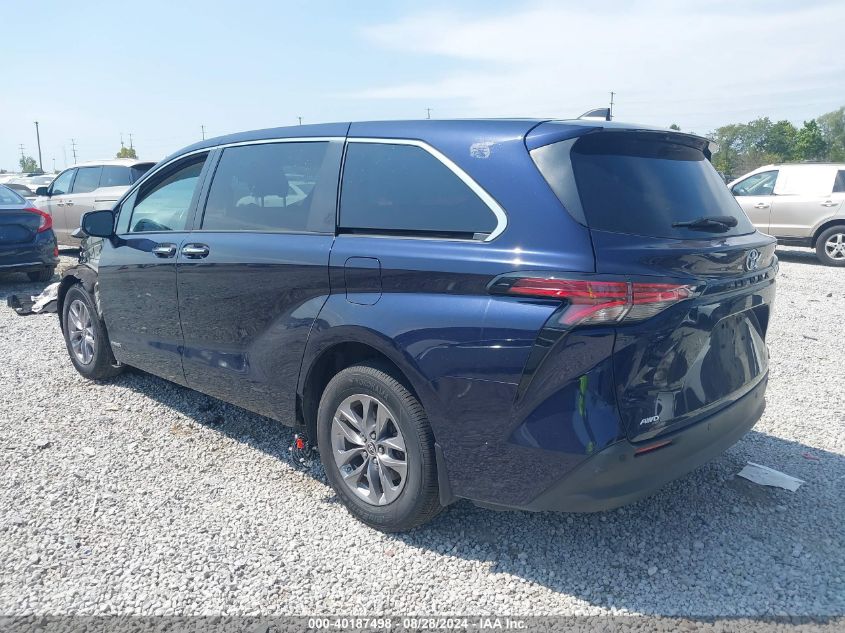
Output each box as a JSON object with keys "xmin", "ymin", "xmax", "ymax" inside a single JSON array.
[
  {"xmin": 339, "ymin": 142, "xmax": 498, "ymax": 238},
  {"xmin": 127, "ymin": 155, "xmax": 207, "ymax": 233},
  {"xmin": 832, "ymin": 170, "xmax": 845, "ymax": 194},
  {"xmin": 732, "ymin": 170, "xmax": 778, "ymax": 196},
  {"xmin": 100, "ymin": 165, "xmax": 133, "ymax": 188},
  {"xmin": 71, "ymin": 167, "xmax": 103, "ymax": 194},
  {"xmin": 202, "ymin": 141, "xmax": 337, "ymax": 233},
  {"xmin": 50, "ymin": 169, "xmax": 75, "ymax": 196}
]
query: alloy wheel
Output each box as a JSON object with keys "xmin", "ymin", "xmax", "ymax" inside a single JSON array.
[
  {"xmin": 67, "ymin": 299, "xmax": 95, "ymax": 365},
  {"xmin": 824, "ymin": 232, "xmax": 845, "ymax": 260},
  {"xmin": 330, "ymin": 393, "xmax": 408, "ymax": 506}
]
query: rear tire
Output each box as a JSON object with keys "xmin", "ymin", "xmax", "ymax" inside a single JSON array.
[
  {"xmin": 27, "ymin": 267, "xmax": 55, "ymax": 282},
  {"xmin": 815, "ymin": 225, "xmax": 845, "ymax": 266},
  {"xmin": 61, "ymin": 285, "xmax": 123, "ymax": 381},
  {"xmin": 317, "ymin": 362, "xmax": 442, "ymax": 532}
]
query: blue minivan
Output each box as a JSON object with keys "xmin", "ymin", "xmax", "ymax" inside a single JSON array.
[{"xmin": 60, "ymin": 119, "xmax": 776, "ymax": 531}]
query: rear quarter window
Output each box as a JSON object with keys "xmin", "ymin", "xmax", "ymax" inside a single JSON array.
[
  {"xmin": 339, "ymin": 142, "xmax": 498, "ymax": 239},
  {"xmin": 533, "ymin": 132, "xmax": 756, "ymax": 239}
]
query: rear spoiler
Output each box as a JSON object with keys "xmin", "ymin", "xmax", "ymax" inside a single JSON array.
[{"xmin": 526, "ymin": 121, "xmax": 719, "ymax": 159}]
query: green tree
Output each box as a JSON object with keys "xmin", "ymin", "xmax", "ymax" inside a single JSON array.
[
  {"xmin": 19, "ymin": 155, "xmax": 38, "ymax": 172},
  {"xmin": 795, "ymin": 120, "xmax": 826, "ymax": 161},
  {"xmin": 817, "ymin": 107, "xmax": 845, "ymax": 161},
  {"xmin": 765, "ymin": 120, "xmax": 798, "ymax": 161},
  {"xmin": 669, "ymin": 123, "xmax": 681, "ymax": 131},
  {"xmin": 116, "ymin": 145, "xmax": 138, "ymax": 159}
]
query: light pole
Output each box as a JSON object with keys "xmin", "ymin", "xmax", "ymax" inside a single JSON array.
[{"xmin": 34, "ymin": 122, "xmax": 43, "ymax": 172}]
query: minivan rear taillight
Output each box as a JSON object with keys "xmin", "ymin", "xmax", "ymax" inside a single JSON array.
[
  {"xmin": 489, "ymin": 275, "xmax": 698, "ymax": 327},
  {"xmin": 25, "ymin": 207, "xmax": 53, "ymax": 233}
]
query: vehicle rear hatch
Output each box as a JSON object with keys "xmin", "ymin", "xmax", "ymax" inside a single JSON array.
[
  {"xmin": 0, "ymin": 207, "xmax": 41, "ymax": 246},
  {"xmin": 531, "ymin": 127, "xmax": 777, "ymax": 442}
]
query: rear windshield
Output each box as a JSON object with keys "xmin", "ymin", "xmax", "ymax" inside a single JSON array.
[
  {"xmin": 0, "ymin": 185, "xmax": 25, "ymax": 205},
  {"xmin": 534, "ymin": 132, "xmax": 754, "ymax": 239}
]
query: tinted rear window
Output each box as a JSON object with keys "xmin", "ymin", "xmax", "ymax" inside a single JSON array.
[
  {"xmin": 0, "ymin": 185, "xmax": 25, "ymax": 205},
  {"xmin": 536, "ymin": 132, "xmax": 754, "ymax": 239},
  {"xmin": 131, "ymin": 163, "xmax": 155, "ymax": 183},
  {"xmin": 339, "ymin": 142, "xmax": 497, "ymax": 238},
  {"xmin": 100, "ymin": 165, "xmax": 132, "ymax": 187}
]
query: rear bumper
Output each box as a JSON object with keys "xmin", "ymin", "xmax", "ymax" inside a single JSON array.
[
  {"xmin": 0, "ymin": 233, "xmax": 59, "ymax": 272},
  {"xmin": 506, "ymin": 373, "xmax": 767, "ymax": 512}
]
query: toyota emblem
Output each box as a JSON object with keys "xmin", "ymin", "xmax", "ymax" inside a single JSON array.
[{"xmin": 745, "ymin": 249, "xmax": 761, "ymax": 271}]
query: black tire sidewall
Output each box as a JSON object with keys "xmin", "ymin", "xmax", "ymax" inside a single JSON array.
[
  {"xmin": 317, "ymin": 366, "xmax": 431, "ymax": 530},
  {"xmin": 62, "ymin": 285, "xmax": 118, "ymax": 379},
  {"xmin": 816, "ymin": 226, "xmax": 845, "ymax": 267}
]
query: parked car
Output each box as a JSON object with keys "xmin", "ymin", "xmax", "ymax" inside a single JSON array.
[
  {"xmin": 34, "ymin": 159, "xmax": 155, "ymax": 246},
  {"xmin": 57, "ymin": 120, "xmax": 776, "ymax": 531},
  {"xmin": 729, "ymin": 163, "xmax": 845, "ymax": 265},
  {"xmin": 0, "ymin": 184, "xmax": 58, "ymax": 282},
  {"xmin": 4, "ymin": 182, "xmax": 37, "ymax": 199}
]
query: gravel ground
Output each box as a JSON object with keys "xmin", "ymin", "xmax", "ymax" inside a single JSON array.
[{"xmin": 0, "ymin": 247, "xmax": 842, "ymax": 618}]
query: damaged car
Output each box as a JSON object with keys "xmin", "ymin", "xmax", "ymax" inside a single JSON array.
[{"xmin": 56, "ymin": 120, "xmax": 777, "ymax": 531}]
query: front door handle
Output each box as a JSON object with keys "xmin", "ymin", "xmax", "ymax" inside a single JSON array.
[
  {"xmin": 181, "ymin": 243, "xmax": 210, "ymax": 259},
  {"xmin": 152, "ymin": 243, "xmax": 177, "ymax": 258},
  {"xmin": 821, "ymin": 200, "xmax": 838, "ymax": 207},
  {"xmin": 753, "ymin": 202, "xmax": 769, "ymax": 209},
  {"xmin": 65, "ymin": 200, "xmax": 74, "ymax": 206}
]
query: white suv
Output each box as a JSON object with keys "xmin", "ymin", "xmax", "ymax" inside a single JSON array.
[
  {"xmin": 729, "ymin": 163, "xmax": 845, "ymax": 266},
  {"xmin": 34, "ymin": 159, "xmax": 155, "ymax": 246}
]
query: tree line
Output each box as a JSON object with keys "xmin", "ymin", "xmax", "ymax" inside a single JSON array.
[{"xmin": 705, "ymin": 106, "xmax": 845, "ymax": 181}]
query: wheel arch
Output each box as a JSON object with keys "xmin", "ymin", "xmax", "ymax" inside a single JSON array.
[
  {"xmin": 297, "ymin": 328, "xmax": 455, "ymax": 505},
  {"xmin": 811, "ymin": 218, "xmax": 845, "ymax": 247},
  {"xmin": 56, "ymin": 265, "xmax": 98, "ymax": 327}
]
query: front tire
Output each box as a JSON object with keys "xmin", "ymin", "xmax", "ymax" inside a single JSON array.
[
  {"xmin": 317, "ymin": 362, "xmax": 442, "ymax": 531},
  {"xmin": 815, "ymin": 225, "xmax": 845, "ymax": 266},
  {"xmin": 62, "ymin": 285, "xmax": 123, "ymax": 380}
]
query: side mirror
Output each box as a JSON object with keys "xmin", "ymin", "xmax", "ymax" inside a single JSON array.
[
  {"xmin": 81, "ymin": 209, "xmax": 115, "ymax": 238},
  {"xmin": 35, "ymin": 186, "xmax": 50, "ymax": 196}
]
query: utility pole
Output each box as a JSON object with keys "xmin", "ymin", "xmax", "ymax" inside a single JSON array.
[
  {"xmin": 201, "ymin": 125, "xmax": 206, "ymax": 140},
  {"xmin": 120, "ymin": 132, "xmax": 125, "ymax": 148},
  {"xmin": 128, "ymin": 134, "xmax": 134, "ymax": 149},
  {"xmin": 34, "ymin": 122, "xmax": 43, "ymax": 172},
  {"xmin": 297, "ymin": 117, "xmax": 302, "ymax": 126},
  {"xmin": 425, "ymin": 107, "xmax": 432, "ymax": 120},
  {"xmin": 52, "ymin": 158, "xmax": 56, "ymax": 172},
  {"xmin": 70, "ymin": 139, "xmax": 78, "ymax": 164},
  {"xmin": 609, "ymin": 91, "xmax": 615, "ymax": 121},
  {"xmin": 19, "ymin": 144, "xmax": 25, "ymax": 161}
]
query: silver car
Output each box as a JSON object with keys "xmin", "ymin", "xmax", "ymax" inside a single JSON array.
[
  {"xmin": 34, "ymin": 159, "xmax": 155, "ymax": 246},
  {"xmin": 729, "ymin": 163, "xmax": 845, "ymax": 266}
]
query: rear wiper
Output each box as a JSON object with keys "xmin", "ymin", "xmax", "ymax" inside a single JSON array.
[{"xmin": 672, "ymin": 215, "xmax": 738, "ymax": 231}]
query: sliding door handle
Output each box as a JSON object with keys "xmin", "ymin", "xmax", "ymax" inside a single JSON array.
[
  {"xmin": 152, "ymin": 243, "xmax": 177, "ymax": 258},
  {"xmin": 181, "ymin": 243, "xmax": 210, "ymax": 259}
]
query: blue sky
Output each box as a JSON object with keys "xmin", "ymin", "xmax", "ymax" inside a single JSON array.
[{"xmin": 2, "ymin": 0, "xmax": 844, "ymax": 171}]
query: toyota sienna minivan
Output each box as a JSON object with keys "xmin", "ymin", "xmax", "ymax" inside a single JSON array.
[{"xmin": 57, "ymin": 120, "xmax": 777, "ymax": 531}]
